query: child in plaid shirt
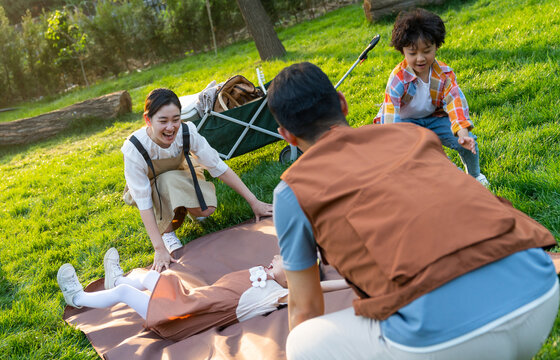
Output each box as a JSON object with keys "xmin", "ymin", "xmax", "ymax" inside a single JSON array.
[{"xmin": 374, "ymin": 9, "xmax": 489, "ymax": 186}]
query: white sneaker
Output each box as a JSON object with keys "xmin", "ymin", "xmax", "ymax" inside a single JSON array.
[
  {"xmin": 476, "ymin": 173, "xmax": 490, "ymax": 187},
  {"xmin": 57, "ymin": 263, "xmax": 83, "ymax": 308},
  {"xmin": 187, "ymin": 213, "xmax": 208, "ymax": 223},
  {"xmin": 162, "ymin": 231, "xmax": 182, "ymax": 253},
  {"xmin": 104, "ymin": 247, "xmax": 124, "ymax": 289}
]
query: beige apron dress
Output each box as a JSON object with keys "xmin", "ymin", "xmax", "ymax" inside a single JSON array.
[
  {"xmin": 145, "ymin": 268, "xmax": 289, "ymax": 341},
  {"xmin": 145, "ymin": 269, "xmax": 251, "ymax": 341},
  {"xmin": 123, "ymin": 151, "xmax": 217, "ymax": 234}
]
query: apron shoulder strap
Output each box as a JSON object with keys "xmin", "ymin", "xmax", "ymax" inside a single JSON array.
[
  {"xmin": 129, "ymin": 135, "xmax": 156, "ymax": 176},
  {"xmin": 182, "ymin": 123, "xmax": 208, "ymax": 211},
  {"xmin": 128, "ymin": 134, "xmax": 163, "ymax": 220}
]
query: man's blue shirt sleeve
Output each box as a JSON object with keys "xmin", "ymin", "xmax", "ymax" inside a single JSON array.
[{"xmin": 273, "ymin": 181, "xmax": 317, "ymax": 271}]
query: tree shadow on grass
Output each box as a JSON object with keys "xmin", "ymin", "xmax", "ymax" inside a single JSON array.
[
  {"xmin": 440, "ymin": 45, "xmax": 559, "ymax": 66},
  {"xmin": 356, "ymin": 0, "xmax": 483, "ymax": 26},
  {"xmin": 440, "ymin": 46, "xmax": 559, "ymax": 113},
  {"xmin": 289, "ymin": 42, "xmax": 558, "ymax": 69},
  {"xmin": 496, "ymin": 174, "xmax": 560, "ymax": 240},
  {"xmin": 0, "ymin": 112, "xmax": 140, "ymax": 165}
]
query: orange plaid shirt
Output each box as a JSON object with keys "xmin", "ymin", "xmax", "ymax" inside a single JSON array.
[{"xmin": 374, "ymin": 59, "xmax": 473, "ymax": 135}]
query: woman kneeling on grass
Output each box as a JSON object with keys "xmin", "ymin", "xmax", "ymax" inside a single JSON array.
[
  {"xmin": 122, "ymin": 88, "xmax": 272, "ymax": 272},
  {"xmin": 57, "ymin": 249, "xmax": 348, "ymax": 341}
]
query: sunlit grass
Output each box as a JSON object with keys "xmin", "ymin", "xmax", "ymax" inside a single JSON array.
[{"xmin": 0, "ymin": 0, "xmax": 559, "ymax": 358}]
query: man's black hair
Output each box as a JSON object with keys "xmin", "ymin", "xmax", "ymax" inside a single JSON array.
[
  {"xmin": 391, "ymin": 8, "xmax": 446, "ymax": 53},
  {"xmin": 144, "ymin": 88, "xmax": 182, "ymax": 118},
  {"xmin": 268, "ymin": 62, "xmax": 346, "ymax": 142}
]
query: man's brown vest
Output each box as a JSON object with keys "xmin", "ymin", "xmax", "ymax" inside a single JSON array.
[{"xmin": 281, "ymin": 124, "xmax": 556, "ymax": 320}]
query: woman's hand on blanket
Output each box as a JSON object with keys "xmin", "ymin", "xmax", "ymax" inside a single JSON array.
[
  {"xmin": 152, "ymin": 248, "xmax": 177, "ymax": 272},
  {"xmin": 217, "ymin": 169, "xmax": 273, "ymax": 221},
  {"xmin": 250, "ymin": 200, "xmax": 273, "ymax": 221}
]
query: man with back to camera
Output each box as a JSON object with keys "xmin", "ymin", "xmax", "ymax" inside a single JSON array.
[{"xmin": 268, "ymin": 62, "xmax": 558, "ymax": 360}]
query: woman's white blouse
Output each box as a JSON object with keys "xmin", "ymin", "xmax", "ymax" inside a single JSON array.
[
  {"xmin": 121, "ymin": 121, "xmax": 228, "ymax": 210},
  {"xmin": 236, "ymin": 278, "xmax": 289, "ymax": 322}
]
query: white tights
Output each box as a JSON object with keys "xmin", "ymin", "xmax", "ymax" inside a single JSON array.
[{"xmin": 73, "ymin": 270, "xmax": 160, "ymax": 320}]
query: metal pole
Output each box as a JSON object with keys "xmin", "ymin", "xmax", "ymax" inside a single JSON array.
[{"xmin": 334, "ymin": 58, "xmax": 360, "ymax": 89}]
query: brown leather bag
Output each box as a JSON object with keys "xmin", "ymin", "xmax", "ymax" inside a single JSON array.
[{"xmin": 213, "ymin": 75, "xmax": 264, "ymax": 112}]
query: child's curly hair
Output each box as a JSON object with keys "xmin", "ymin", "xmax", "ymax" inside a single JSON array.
[{"xmin": 391, "ymin": 8, "xmax": 446, "ymax": 53}]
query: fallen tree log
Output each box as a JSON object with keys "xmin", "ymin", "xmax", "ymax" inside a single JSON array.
[
  {"xmin": 0, "ymin": 90, "xmax": 132, "ymax": 146},
  {"xmin": 363, "ymin": 0, "xmax": 445, "ymax": 22}
]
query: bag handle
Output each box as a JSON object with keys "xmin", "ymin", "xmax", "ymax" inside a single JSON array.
[{"xmin": 217, "ymin": 91, "xmax": 242, "ymax": 111}]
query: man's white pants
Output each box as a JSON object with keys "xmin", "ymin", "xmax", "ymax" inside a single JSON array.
[{"xmin": 287, "ymin": 280, "xmax": 559, "ymax": 360}]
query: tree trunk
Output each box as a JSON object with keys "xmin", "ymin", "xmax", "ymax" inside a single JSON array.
[
  {"xmin": 0, "ymin": 90, "xmax": 132, "ymax": 146},
  {"xmin": 205, "ymin": 0, "xmax": 218, "ymax": 56},
  {"xmin": 308, "ymin": 0, "xmax": 316, "ymax": 18},
  {"xmin": 3, "ymin": 63, "xmax": 12, "ymax": 96},
  {"xmin": 236, "ymin": 0, "xmax": 286, "ymax": 61},
  {"xmin": 78, "ymin": 56, "xmax": 89, "ymax": 87}
]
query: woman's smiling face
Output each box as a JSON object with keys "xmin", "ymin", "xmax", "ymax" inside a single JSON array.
[{"xmin": 145, "ymin": 103, "xmax": 181, "ymax": 148}]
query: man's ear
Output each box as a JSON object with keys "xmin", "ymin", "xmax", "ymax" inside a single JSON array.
[
  {"xmin": 278, "ymin": 127, "xmax": 298, "ymax": 147},
  {"xmin": 338, "ymin": 91, "xmax": 348, "ymax": 116},
  {"xmin": 144, "ymin": 114, "xmax": 151, "ymax": 127}
]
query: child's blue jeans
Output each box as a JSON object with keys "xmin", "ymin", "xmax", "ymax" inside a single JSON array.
[{"xmin": 398, "ymin": 116, "xmax": 481, "ymax": 177}]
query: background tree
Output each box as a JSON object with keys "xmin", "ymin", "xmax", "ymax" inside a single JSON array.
[
  {"xmin": 0, "ymin": 6, "xmax": 26, "ymax": 104},
  {"xmin": 0, "ymin": 0, "xmax": 65, "ymax": 24},
  {"xmin": 21, "ymin": 10, "xmax": 57, "ymax": 98},
  {"xmin": 208, "ymin": 0, "xmax": 245, "ymax": 45},
  {"xmin": 236, "ymin": 0, "xmax": 286, "ymax": 60},
  {"xmin": 86, "ymin": 0, "xmax": 169, "ymax": 77},
  {"xmin": 45, "ymin": 9, "xmax": 89, "ymax": 86},
  {"xmin": 165, "ymin": 0, "xmax": 210, "ymax": 53},
  {"xmin": 0, "ymin": 0, "xmax": 344, "ymax": 106},
  {"xmin": 205, "ymin": 0, "xmax": 218, "ymax": 55}
]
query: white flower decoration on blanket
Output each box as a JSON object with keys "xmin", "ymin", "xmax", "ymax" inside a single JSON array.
[{"xmin": 249, "ymin": 266, "xmax": 267, "ymax": 288}]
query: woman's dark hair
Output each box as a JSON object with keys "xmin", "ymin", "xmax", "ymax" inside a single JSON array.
[
  {"xmin": 391, "ymin": 8, "xmax": 446, "ymax": 53},
  {"xmin": 268, "ymin": 62, "xmax": 347, "ymax": 142},
  {"xmin": 143, "ymin": 88, "xmax": 182, "ymax": 118}
]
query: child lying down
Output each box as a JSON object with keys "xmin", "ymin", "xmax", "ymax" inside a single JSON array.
[{"xmin": 57, "ymin": 248, "xmax": 348, "ymax": 341}]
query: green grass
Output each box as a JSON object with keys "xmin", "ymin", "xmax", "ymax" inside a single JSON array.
[{"xmin": 1, "ymin": 0, "xmax": 559, "ymax": 358}]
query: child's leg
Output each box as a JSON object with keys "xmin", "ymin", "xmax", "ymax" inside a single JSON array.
[
  {"xmin": 116, "ymin": 270, "xmax": 160, "ymax": 292},
  {"xmin": 421, "ymin": 116, "xmax": 481, "ymax": 177},
  {"xmin": 453, "ymin": 136, "xmax": 481, "ymax": 178},
  {"xmin": 73, "ymin": 284, "xmax": 150, "ymax": 319},
  {"xmin": 104, "ymin": 247, "xmax": 160, "ymax": 291}
]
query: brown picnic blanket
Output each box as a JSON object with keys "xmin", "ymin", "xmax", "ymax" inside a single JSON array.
[{"xmin": 62, "ymin": 218, "xmax": 356, "ymax": 359}]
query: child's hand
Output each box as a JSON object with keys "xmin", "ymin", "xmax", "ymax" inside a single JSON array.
[
  {"xmin": 457, "ymin": 129, "xmax": 476, "ymax": 154},
  {"xmin": 458, "ymin": 136, "xmax": 476, "ymax": 154}
]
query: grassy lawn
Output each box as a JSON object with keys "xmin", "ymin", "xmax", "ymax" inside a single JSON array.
[{"xmin": 1, "ymin": 0, "xmax": 559, "ymax": 358}]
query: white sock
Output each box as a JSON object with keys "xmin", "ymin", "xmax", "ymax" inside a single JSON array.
[
  {"xmin": 115, "ymin": 274, "xmax": 143, "ymax": 290},
  {"xmin": 142, "ymin": 270, "xmax": 160, "ymax": 292},
  {"xmin": 115, "ymin": 270, "xmax": 160, "ymax": 292},
  {"xmin": 73, "ymin": 284, "xmax": 150, "ymax": 320}
]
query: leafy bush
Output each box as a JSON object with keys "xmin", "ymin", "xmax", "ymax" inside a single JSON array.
[
  {"xmin": 21, "ymin": 10, "xmax": 59, "ymax": 97},
  {"xmin": 0, "ymin": 6, "xmax": 26, "ymax": 105},
  {"xmin": 45, "ymin": 8, "xmax": 89, "ymax": 87},
  {"xmin": 0, "ymin": 0, "xmax": 349, "ymax": 108}
]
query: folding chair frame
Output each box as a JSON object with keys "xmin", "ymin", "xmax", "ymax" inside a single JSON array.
[{"xmin": 196, "ymin": 96, "xmax": 298, "ymax": 162}]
